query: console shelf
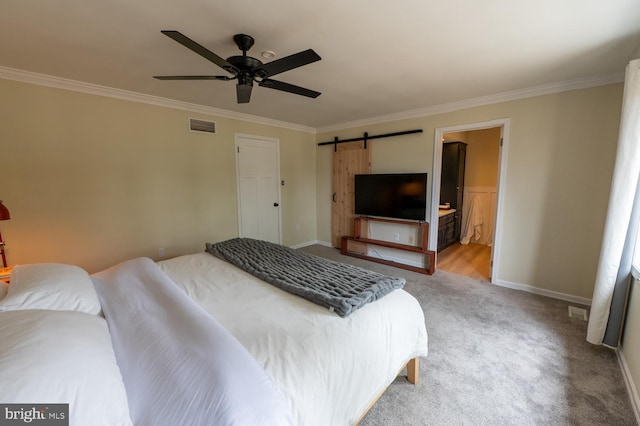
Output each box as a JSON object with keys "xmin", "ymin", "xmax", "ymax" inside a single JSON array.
[{"xmin": 340, "ymin": 217, "xmax": 436, "ymax": 275}]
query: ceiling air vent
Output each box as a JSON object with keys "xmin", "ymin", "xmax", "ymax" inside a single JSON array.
[{"xmin": 189, "ymin": 118, "xmax": 216, "ymax": 134}]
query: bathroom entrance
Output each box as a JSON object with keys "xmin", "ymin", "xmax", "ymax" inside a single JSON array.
[{"xmin": 430, "ymin": 119, "xmax": 509, "ymax": 283}]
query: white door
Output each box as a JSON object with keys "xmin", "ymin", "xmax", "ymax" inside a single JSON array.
[{"xmin": 235, "ymin": 134, "xmax": 281, "ymax": 243}]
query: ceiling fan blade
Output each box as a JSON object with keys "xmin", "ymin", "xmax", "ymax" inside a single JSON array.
[
  {"xmin": 236, "ymin": 83, "xmax": 253, "ymax": 103},
  {"xmin": 254, "ymin": 49, "xmax": 321, "ymax": 78},
  {"xmin": 153, "ymin": 75, "xmax": 233, "ymax": 80},
  {"xmin": 259, "ymin": 78, "xmax": 321, "ymax": 98},
  {"xmin": 161, "ymin": 30, "xmax": 237, "ymax": 74}
]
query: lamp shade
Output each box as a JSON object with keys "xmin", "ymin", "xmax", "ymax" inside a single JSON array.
[{"xmin": 0, "ymin": 201, "xmax": 10, "ymax": 221}]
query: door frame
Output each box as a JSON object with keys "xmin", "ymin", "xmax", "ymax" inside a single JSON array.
[
  {"xmin": 430, "ymin": 118, "xmax": 510, "ymax": 284},
  {"xmin": 234, "ymin": 133, "xmax": 282, "ymax": 244}
]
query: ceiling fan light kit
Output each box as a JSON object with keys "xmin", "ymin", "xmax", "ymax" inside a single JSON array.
[{"xmin": 154, "ymin": 31, "xmax": 321, "ymax": 104}]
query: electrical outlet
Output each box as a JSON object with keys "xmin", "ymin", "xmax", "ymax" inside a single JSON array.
[
  {"xmin": 408, "ymin": 235, "xmax": 415, "ymax": 245},
  {"xmin": 158, "ymin": 247, "xmax": 165, "ymax": 258},
  {"xmin": 393, "ymin": 233, "xmax": 400, "ymax": 242}
]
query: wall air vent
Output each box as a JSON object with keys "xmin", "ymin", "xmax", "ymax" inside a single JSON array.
[{"xmin": 189, "ymin": 118, "xmax": 216, "ymax": 134}]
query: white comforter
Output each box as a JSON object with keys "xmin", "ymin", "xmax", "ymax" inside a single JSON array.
[
  {"xmin": 92, "ymin": 257, "xmax": 293, "ymax": 426},
  {"xmin": 159, "ymin": 252, "xmax": 429, "ymax": 426}
]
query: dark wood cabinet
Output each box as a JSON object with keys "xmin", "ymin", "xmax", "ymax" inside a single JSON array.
[
  {"xmin": 437, "ymin": 211, "xmax": 456, "ymax": 252},
  {"xmin": 438, "ymin": 142, "xmax": 467, "ymax": 251}
]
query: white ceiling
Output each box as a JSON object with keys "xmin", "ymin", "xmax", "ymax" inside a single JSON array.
[{"xmin": 1, "ymin": 0, "xmax": 639, "ymax": 130}]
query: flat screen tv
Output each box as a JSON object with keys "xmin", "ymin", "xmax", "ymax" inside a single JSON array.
[{"xmin": 354, "ymin": 173, "xmax": 428, "ymax": 221}]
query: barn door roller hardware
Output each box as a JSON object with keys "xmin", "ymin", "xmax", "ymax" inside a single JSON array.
[{"xmin": 318, "ymin": 129, "xmax": 423, "ymax": 151}]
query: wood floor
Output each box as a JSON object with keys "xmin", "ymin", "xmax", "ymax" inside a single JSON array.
[{"xmin": 437, "ymin": 243, "xmax": 492, "ymax": 280}]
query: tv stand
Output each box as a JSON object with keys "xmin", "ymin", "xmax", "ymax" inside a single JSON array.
[{"xmin": 340, "ymin": 216, "xmax": 436, "ymax": 275}]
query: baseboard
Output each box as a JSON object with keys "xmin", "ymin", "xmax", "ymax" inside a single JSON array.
[
  {"xmin": 363, "ymin": 254, "xmax": 590, "ymax": 306},
  {"xmin": 290, "ymin": 240, "xmax": 333, "ymax": 249},
  {"xmin": 316, "ymin": 240, "xmax": 333, "ymax": 247},
  {"xmin": 617, "ymin": 348, "xmax": 640, "ymax": 424},
  {"xmin": 493, "ymin": 279, "xmax": 592, "ymax": 306},
  {"xmin": 364, "ymin": 251, "xmax": 425, "ymax": 269}
]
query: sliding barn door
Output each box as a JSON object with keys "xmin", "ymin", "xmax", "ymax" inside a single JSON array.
[{"xmin": 331, "ymin": 142, "xmax": 370, "ymax": 247}]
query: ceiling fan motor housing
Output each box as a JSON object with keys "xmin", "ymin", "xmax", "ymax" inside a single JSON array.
[{"xmin": 226, "ymin": 55, "xmax": 263, "ymax": 72}]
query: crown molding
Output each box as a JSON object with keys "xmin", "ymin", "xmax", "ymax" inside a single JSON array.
[
  {"xmin": 0, "ymin": 66, "xmax": 316, "ymax": 134},
  {"xmin": 316, "ymin": 71, "xmax": 625, "ymax": 133},
  {"xmin": 0, "ymin": 65, "xmax": 625, "ymax": 135}
]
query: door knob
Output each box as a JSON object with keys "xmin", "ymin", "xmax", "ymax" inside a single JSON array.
[{"xmin": 273, "ymin": 203, "xmax": 279, "ymax": 207}]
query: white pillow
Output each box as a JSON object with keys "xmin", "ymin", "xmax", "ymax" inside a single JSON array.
[
  {"xmin": 0, "ymin": 310, "xmax": 132, "ymax": 426},
  {"xmin": 0, "ymin": 263, "xmax": 102, "ymax": 315}
]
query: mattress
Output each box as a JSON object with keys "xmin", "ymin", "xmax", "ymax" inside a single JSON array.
[{"xmin": 158, "ymin": 252, "xmax": 429, "ymax": 426}]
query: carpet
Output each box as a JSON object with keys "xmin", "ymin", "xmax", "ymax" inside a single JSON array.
[{"xmin": 300, "ymin": 245, "xmax": 637, "ymax": 426}]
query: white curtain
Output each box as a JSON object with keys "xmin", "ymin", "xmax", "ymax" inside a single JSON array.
[{"xmin": 587, "ymin": 58, "xmax": 640, "ymax": 346}]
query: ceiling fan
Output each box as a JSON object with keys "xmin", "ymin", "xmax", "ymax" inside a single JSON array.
[{"xmin": 154, "ymin": 31, "xmax": 322, "ymax": 104}]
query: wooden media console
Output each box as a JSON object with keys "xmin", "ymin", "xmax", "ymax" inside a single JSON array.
[{"xmin": 340, "ymin": 216, "xmax": 436, "ymax": 275}]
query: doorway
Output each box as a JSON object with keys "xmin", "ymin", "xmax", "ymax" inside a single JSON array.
[
  {"xmin": 235, "ymin": 134, "xmax": 281, "ymax": 244},
  {"xmin": 430, "ymin": 119, "xmax": 510, "ymax": 283}
]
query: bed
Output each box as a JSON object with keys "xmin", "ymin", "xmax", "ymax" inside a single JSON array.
[
  {"xmin": 157, "ymin": 251, "xmax": 429, "ymax": 425},
  {"xmin": 0, "ymin": 241, "xmax": 428, "ymax": 426}
]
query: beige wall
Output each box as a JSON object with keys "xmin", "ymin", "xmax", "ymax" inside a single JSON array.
[
  {"xmin": 443, "ymin": 128, "xmax": 501, "ymax": 188},
  {"xmin": 0, "ymin": 78, "xmax": 316, "ymax": 273},
  {"xmin": 317, "ymin": 83, "xmax": 623, "ymax": 300},
  {"xmin": 464, "ymin": 127, "xmax": 501, "ymax": 188},
  {"xmin": 0, "ymin": 76, "xmax": 625, "ymax": 301}
]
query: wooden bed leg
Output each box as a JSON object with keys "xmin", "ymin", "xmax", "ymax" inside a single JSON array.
[
  {"xmin": 354, "ymin": 357, "xmax": 421, "ymax": 425},
  {"xmin": 407, "ymin": 357, "xmax": 419, "ymax": 384}
]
